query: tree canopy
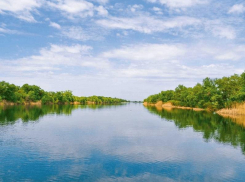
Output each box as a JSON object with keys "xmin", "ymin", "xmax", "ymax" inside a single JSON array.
[
  {"xmin": 0, "ymin": 81, "xmax": 127, "ymax": 104},
  {"xmin": 144, "ymin": 72, "xmax": 245, "ymax": 110}
]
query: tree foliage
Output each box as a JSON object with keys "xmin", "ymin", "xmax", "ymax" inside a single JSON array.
[
  {"xmin": 0, "ymin": 82, "xmax": 127, "ymax": 104},
  {"xmin": 144, "ymin": 72, "xmax": 245, "ymax": 110}
]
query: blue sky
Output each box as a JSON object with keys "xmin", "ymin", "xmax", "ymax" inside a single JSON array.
[{"xmin": 0, "ymin": 0, "xmax": 245, "ymax": 100}]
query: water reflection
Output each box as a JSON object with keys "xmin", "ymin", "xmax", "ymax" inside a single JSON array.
[
  {"xmin": 0, "ymin": 104, "xmax": 126, "ymax": 125},
  {"xmin": 1, "ymin": 104, "xmax": 245, "ymax": 181},
  {"xmin": 144, "ymin": 106, "xmax": 245, "ymax": 155}
]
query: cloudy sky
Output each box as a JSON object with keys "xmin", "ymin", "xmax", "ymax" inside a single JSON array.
[{"xmin": 0, "ymin": 0, "xmax": 245, "ymax": 100}]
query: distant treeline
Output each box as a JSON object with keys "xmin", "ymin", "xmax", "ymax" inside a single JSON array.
[
  {"xmin": 144, "ymin": 72, "xmax": 245, "ymax": 110},
  {"xmin": 0, "ymin": 81, "xmax": 128, "ymax": 104}
]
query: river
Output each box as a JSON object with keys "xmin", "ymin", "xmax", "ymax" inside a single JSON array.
[{"xmin": 1, "ymin": 103, "xmax": 245, "ymax": 181}]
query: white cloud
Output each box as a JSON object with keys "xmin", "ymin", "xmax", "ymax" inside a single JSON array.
[
  {"xmin": 0, "ymin": 23, "xmax": 22, "ymax": 34},
  {"xmin": 0, "ymin": 44, "xmax": 110, "ymax": 75},
  {"xmin": 1, "ymin": 42, "xmax": 245, "ymax": 100},
  {"xmin": 116, "ymin": 63, "xmax": 240, "ymax": 79},
  {"xmin": 46, "ymin": 44, "xmax": 92, "ymax": 54},
  {"xmin": 101, "ymin": 43, "xmax": 244, "ymax": 79},
  {"xmin": 47, "ymin": 0, "xmax": 94, "ymax": 18},
  {"xmin": 61, "ymin": 26, "xmax": 103, "ymax": 41},
  {"xmin": 210, "ymin": 26, "xmax": 236, "ymax": 40},
  {"xmin": 94, "ymin": 0, "xmax": 109, "ymax": 4},
  {"xmin": 62, "ymin": 27, "xmax": 89, "ymax": 41},
  {"xmin": 102, "ymin": 44, "xmax": 185, "ymax": 61},
  {"xmin": 97, "ymin": 16, "xmax": 200, "ymax": 34},
  {"xmin": 47, "ymin": 0, "xmax": 108, "ymax": 18},
  {"xmin": 152, "ymin": 7, "xmax": 163, "ymax": 14},
  {"xmin": 146, "ymin": 0, "xmax": 208, "ymax": 8},
  {"xmin": 204, "ymin": 20, "xmax": 237, "ymax": 40},
  {"xmin": 0, "ymin": 0, "xmax": 42, "ymax": 22},
  {"xmin": 95, "ymin": 5, "xmax": 108, "ymax": 16},
  {"xmin": 228, "ymin": 4, "xmax": 245, "ymax": 14},
  {"xmin": 97, "ymin": 14, "xmax": 237, "ymax": 40},
  {"xmin": 0, "ymin": 27, "xmax": 21, "ymax": 34},
  {"xmin": 214, "ymin": 45, "xmax": 245, "ymax": 61},
  {"xmin": 188, "ymin": 43, "xmax": 245, "ymax": 62},
  {"xmin": 215, "ymin": 53, "xmax": 241, "ymax": 61},
  {"xmin": 2, "ymin": 43, "xmax": 244, "ymax": 80},
  {"xmin": 128, "ymin": 4, "xmax": 144, "ymax": 12},
  {"xmin": 49, "ymin": 22, "xmax": 61, "ymax": 29}
]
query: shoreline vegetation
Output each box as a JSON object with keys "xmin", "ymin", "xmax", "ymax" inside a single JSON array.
[
  {"xmin": 143, "ymin": 101, "xmax": 205, "ymax": 111},
  {"xmin": 143, "ymin": 72, "xmax": 245, "ymax": 117},
  {"xmin": 0, "ymin": 81, "xmax": 128, "ymax": 106},
  {"xmin": 144, "ymin": 101, "xmax": 245, "ymax": 128}
]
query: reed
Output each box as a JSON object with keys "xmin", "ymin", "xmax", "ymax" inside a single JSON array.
[
  {"xmin": 144, "ymin": 102, "xmax": 205, "ymax": 111},
  {"xmin": 217, "ymin": 102, "xmax": 245, "ymax": 116}
]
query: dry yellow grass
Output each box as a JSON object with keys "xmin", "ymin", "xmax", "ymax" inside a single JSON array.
[
  {"xmin": 193, "ymin": 108, "xmax": 205, "ymax": 111},
  {"xmin": 162, "ymin": 102, "xmax": 204, "ymax": 111},
  {"xmin": 162, "ymin": 102, "xmax": 173, "ymax": 108},
  {"xmin": 143, "ymin": 102, "xmax": 156, "ymax": 106},
  {"xmin": 155, "ymin": 101, "xmax": 163, "ymax": 107},
  {"xmin": 25, "ymin": 101, "xmax": 42, "ymax": 105},
  {"xmin": 217, "ymin": 103, "xmax": 245, "ymax": 116},
  {"xmin": 1, "ymin": 100, "xmax": 15, "ymax": 106},
  {"xmin": 215, "ymin": 103, "xmax": 245, "ymax": 127},
  {"xmin": 143, "ymin": 102, "xmax": 205, "ymax": 111},
  {"xmin": 70, "ymin": 101, "xmax": 81, "ymax": 105},
  {"xmin": 155, "ymin": 102, "xmax": 163, "ymax": 111},
  {"xmin": 87, "ymin": 101, "xmax": 96, "ymax": 105}
]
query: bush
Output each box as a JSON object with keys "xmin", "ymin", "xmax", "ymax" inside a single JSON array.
[{"xmin": 41, "ymin": 95, "xmax": 54, "ymax": 104}]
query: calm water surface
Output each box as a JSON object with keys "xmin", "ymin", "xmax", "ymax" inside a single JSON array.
[{"xmin": 1, "ymin": 103, "xmax": 245, "ymax": 181}]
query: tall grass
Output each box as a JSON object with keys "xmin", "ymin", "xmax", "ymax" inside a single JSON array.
[{"xmin": 217, "ymin": 102, "xmax": 245, "ymax": 116}]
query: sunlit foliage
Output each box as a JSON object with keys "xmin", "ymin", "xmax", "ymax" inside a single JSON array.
[
  {"xmin": 0, "ymin": 82, "xmax": 127, "ymax": 104},
  {"xmin": 144, "ymin": 72, "xmax": 245, "ymax": 110}
]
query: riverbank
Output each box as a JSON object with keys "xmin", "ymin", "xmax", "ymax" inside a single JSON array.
[
  {"xmin": 0, "ymin": 100, "xmax": 42, "ymax": 106},
  {"xmin": 143, "ymin": 101, "xmax": 205, "ymax": 111},
  {"xmin": 216, "ymin": 103, "xmax": 245, "ymax": 116},
  {"xmin": 0, "ymin": 100, "xmax": 124, "ymax": 106},
  {"xmin": 144, "ymin": 101, "xmax": 245, "ymax": 119}
]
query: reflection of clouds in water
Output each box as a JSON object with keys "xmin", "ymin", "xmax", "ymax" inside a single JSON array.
[
  {"xmin": 99, "ymin": 173, "xmax": 176, "ymax": 182},
  {"xmin": 4, "ymin": 107, "xmax": 200, "ymax": 162},
  {"xmin": 1, "ymin": 104, "xmax": 244, "ymax": 180},
  {"xmin": 46, "ymin": 164, "xmax": 87, "ymax": 182}
]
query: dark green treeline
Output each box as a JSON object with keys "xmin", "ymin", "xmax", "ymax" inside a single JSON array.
[
  {"xmin": 0, "ymin": 81, "xmax": 127, "ymax": 104},
  {"xmin": 145, "ymin": 106, "xmax": 245, "ymax": 155},
  {"xmin": 144, "ymin": 72, "xmax": 245, "ymax": 110}
]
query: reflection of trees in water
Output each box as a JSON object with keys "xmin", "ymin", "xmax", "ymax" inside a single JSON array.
[
  {"xmin": 145, "ymin": 106, "xmax": 245, "ymax": 155},
  {"xmin": 86, "ymin": 104, "xmax": 125, "ymax": 110},
  {"xmin": 0, "ymin": 104, "xmax": 127, "ymax": 125}
]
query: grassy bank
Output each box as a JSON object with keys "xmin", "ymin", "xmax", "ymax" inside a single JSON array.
[
  {"xmin": 144, "ymin": 101, "xmax": 205, "ymax": 111},
  {"xmin": 0, "ymin": 100, "xmax": 128, "ymax": 106},
  {"xmin": 217, "ymin": 103, "xmax": 245, "ymax": 116}
]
